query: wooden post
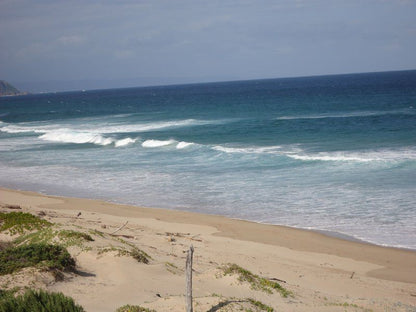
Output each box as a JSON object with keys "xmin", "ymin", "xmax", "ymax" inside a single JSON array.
[{"xmin": 186, "ymin": 245, "xmax": 194, "ymax": 312}]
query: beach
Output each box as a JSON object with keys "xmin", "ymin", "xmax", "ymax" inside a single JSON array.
[{"xmin": 1, "ymin": 187, "xmax": 415, "ymax": 311}]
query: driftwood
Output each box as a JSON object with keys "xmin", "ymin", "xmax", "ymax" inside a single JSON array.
[
  {"xmin": 110, "ymin": 221, "xmax": 128, "ymax": 235},
  {"xmin": 186, "ymin": 245, "xmax": 194, "ymax": 312},
  {"xmin": 111, "ymin": 234, "xmax": 135, "ymax": 239}
]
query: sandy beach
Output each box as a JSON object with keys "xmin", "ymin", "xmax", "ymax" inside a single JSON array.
[{"xmin": 0, "ymin": 187, "xmax": 415, "ymax": 311}]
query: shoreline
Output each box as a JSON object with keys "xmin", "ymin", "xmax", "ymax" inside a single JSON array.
[
  {"xmin": 3, "ymin": 183, "xmax": 414, "ymax": 252},
  {"xmin": 1, "ymin": 186, "xmax": 415, "ymax": 284}
]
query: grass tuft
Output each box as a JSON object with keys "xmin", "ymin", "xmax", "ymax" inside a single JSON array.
[
  {"xmin": 58, "ymin": 230, "xmax": 94, "ymax": 245},
  {"xmin": 98, "ymin": 246, "xmax": 150, "ymax": 264},
  {"xmin": 223, "ymin": 264, "xmax": 292, "ymax": 297},
  {"xmin": 247, "ymin": 298, "xmax": 274, "ymax": 312},
  {"xmin": 130, "ymin": 248, "xmax": 150, "ymax": 264},
  {"xmin": 0, "ymin": 212, "xmax": 51, "ymax": 235}
]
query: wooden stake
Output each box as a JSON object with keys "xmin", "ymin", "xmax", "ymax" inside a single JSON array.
[{"xmin": 186, "ymin": 245, "xmax": 194, "ymax": 312}]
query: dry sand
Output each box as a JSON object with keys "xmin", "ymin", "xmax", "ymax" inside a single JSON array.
[{"xmin": 0, "ymin": 187, "xmax": 415, "ymax": 311}]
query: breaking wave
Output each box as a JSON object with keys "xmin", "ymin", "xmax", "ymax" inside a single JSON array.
[
  {"xmin": 0, "ymin": 118, "xmax": 229, "ymax": 136},
  {"xmin": 212, "ymin": 144, "xmax": 416, "ymax": 164},
  {"xmin": 115, "ymin": 138, "xmax": 137, "ymax": 147},
  {"xmin": 286, "ymin": 149, "xmax": 416, "ymax": 163},
  {"xmin": 176, "ymin": 141, "xmax": 194, "ymax": 149},
  {"xmin": 92, "ymin": 119, "xmax": 217, "ymax": 133},
  {"xmin": 37, "ymin": 129, "xmax": 137, "ymax": 147},
  {"xmin": 142, "ymin": 139, "xmax": 176, "ymax": 148},
  {"xmin": 39, "ymin": 130, "xmax": 114, "ymax": 146}
]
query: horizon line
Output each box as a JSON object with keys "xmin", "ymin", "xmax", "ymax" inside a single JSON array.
[{"xmin": 9, "ymin": 68, "xmax": 416, "ymax": 95}]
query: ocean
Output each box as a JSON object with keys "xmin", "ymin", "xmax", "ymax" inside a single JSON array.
[{"xmin": 1, "ymin": 70, "xmax": 415, "ymax": 249}]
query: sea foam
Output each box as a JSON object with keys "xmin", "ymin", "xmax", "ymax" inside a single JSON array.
[
  {"xmin": 0, "ymin": 124, "xmax": 51, "ymax": 134},
  {"xmin": 115, "ymin": 138, "xmax": 137, "ymax": 147},
  {"xmin": 39, "ymin": 130, "xmax": 113, "ymax": 146},
  {"xmin": 142, "ymin": 139, "xmax": 176, "ymax": 148},
  {"xmin": 212, "ymin": 145, "xmax": 282, "ymax": 154},
  {"xmin": 176, "ymin": 141, "xmax": 194, "ymax": 149},
  {"xmin": 286, "ymin": 148, "xmax": 416, "ymax": 163}
]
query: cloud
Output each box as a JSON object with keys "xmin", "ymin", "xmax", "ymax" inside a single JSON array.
[{"xmin": 1, "ymin": 0, "xmax": 415, "ymax": 86}]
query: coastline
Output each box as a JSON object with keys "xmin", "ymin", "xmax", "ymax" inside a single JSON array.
[
  {"xmin": 3, "ymin": 183, "xmax": 413, "ymax": 251},
  {"xmin": 1, "ymin": 186, "xmax": 415, "ymax": 311},
  {"xmin": 1, "ymin": 186, "xmax": 415, "ymax": 283}
]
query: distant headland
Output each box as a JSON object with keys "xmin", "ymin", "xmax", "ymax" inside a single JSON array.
[{"xmin": 0, "ymin": 80, "xmax": 27, "ymax": 96}]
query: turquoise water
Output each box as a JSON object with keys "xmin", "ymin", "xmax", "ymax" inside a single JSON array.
[{"xmin": 1, "ymin": 70, "xmax": 416, "ymax": 249}]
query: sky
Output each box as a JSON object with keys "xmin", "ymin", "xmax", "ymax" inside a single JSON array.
[{"xmin": 1, "ymin": 0, "xmax": 415, "ymax": 92}]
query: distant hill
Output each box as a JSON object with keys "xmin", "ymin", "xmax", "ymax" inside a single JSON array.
[{"xmin": 0, "ymin": 80, "xmax": 26, "ymax": 96}]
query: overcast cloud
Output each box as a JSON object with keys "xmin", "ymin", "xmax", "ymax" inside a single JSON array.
[{"xmin": 1, "ymin": 0, "xmax": 415, "ymax": 91}]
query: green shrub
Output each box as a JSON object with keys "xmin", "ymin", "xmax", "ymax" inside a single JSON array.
[
  {"xmin": 0, "ymin": 243, "xmax": 75, "ymax": 275},
  {"xmin": 0, "ymin": 290, "xmax": 15, "ymax": 302},
  {"xmin": 0, "ymin": 289, "xmax": 84, "ymax": 312},
  {"xmin": 0, "ymin": 242, "xmax": 12, "ymax": 251},
  {"xmin": 13, "ymin": 227, "xmax": 55, "ymax": 246},
  {"xmin": 13, "ymin": 228, "xmax": 94, "ymax": 249},
  {"xmin": 0, "ymin": 212, "xmax": 51, "ymax": 235},
  {"xmin": 116, "ymin": 305, "xmax": 156, "ymax": 312}
]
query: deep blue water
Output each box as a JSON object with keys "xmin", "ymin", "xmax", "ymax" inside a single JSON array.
[{"xmin": 1, "ymin": 70, "xmax": 416, "ymax": 249}]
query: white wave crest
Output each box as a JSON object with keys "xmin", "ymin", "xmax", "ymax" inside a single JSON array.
[
  {"xmin": 115, "ymin": 138, "xmax": 137, "ymax": 147},
  {"xmin": 213, "ymin": 145, "xmax": 282, "ymax": 154},
  {"xmin": 176, "ymin": 141, "xmax": 194, "ymax": 149},
  {"xmin": 0, "ymin": 124, "xmax": 49, "ymax": 134},
  {"xmin": 287, "ymin": 149, "xmax": 416, "ymax": 163},
  {"xmin": 276, "ymin": 109, "xmax": 415, "ymax": 121},
  {"xmin": 142, "ymin": 139, "xmax": 176, "ymax": 148},
  {"xmin": 212, "ymin": 144, "xmax": 416, "ymax": 164},
  {"xmin": 288, "ymin": 154, "xmax": 374, "ymax": 162},
  {"xmin": 0, "ymin": 118, "xmax": 224, "ymax": 136},
  {"xmin": 94, "ymin": 119, "xmax": 220, "ymax": 134},
  {"xmin": 39, "ymin": 130, "xmax": 113, "ymax": 146}
]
